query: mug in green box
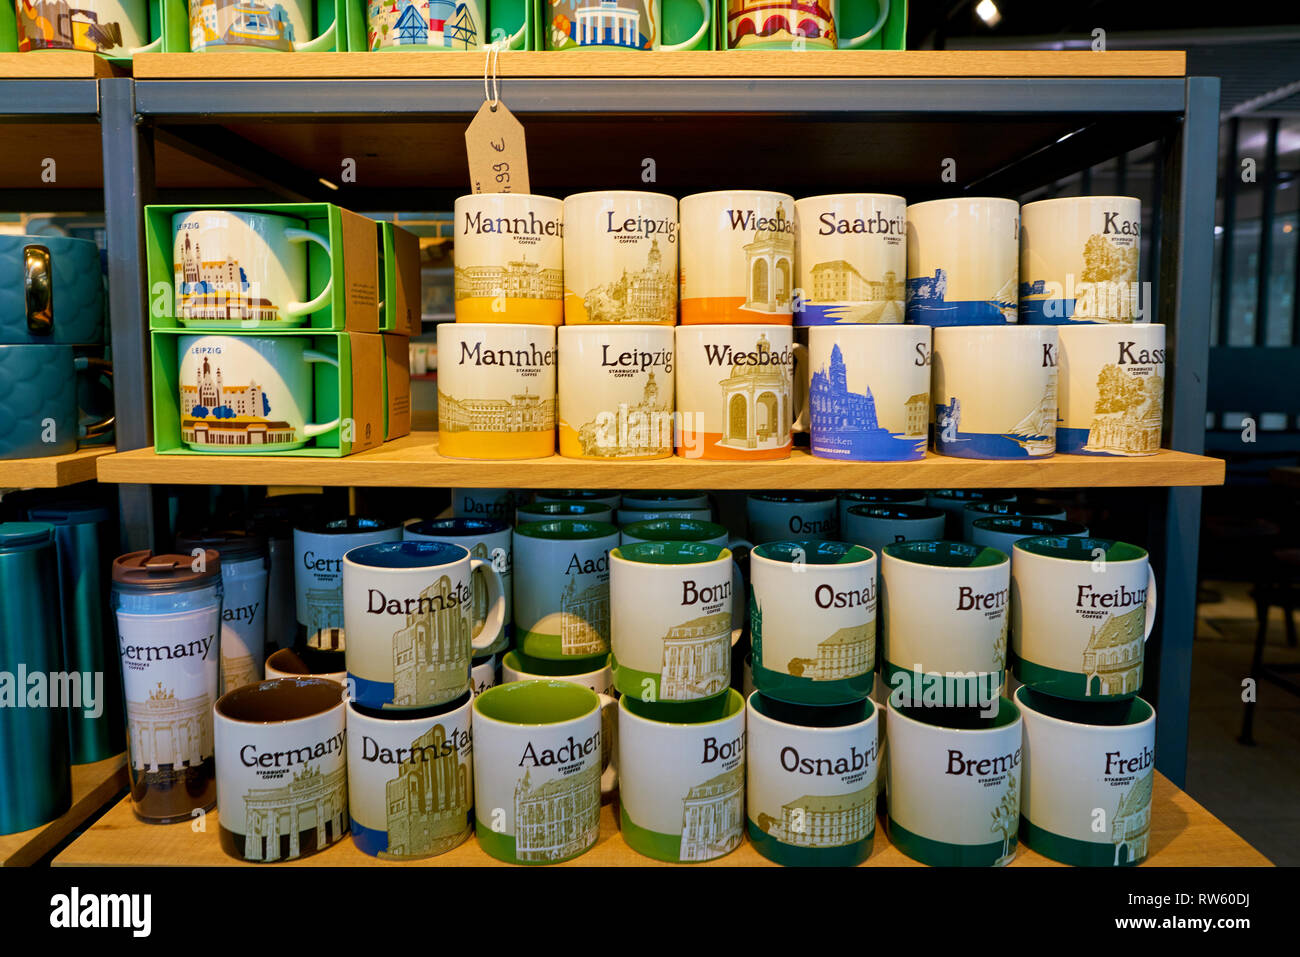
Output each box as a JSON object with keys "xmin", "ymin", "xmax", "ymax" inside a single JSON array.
[
  {"xmin": 513, "ymin": 519, "xmax": 619, "ymax": 661},
  {"xmin": 724, "ymin": 0, "xmax": 891, "ymax": 49},
  {"xmin": 545, "ymin": 0, "xmax": 710, "ymax": 50},
  {"xmin": 367, "ymin": 0, "xmax": 484, "ymax": 50}
]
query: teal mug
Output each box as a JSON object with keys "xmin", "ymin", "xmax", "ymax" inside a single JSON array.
[
  {"xmin": 0, "ymin": 345, "xmax": 113, "ymax": 459},
  {"xmin": 747, "ymin": 492, "xmax": 838, "ymax": 543},
  {"xmin": 0, "ymin": 235, "xmax": 104, "ymax": 345}
]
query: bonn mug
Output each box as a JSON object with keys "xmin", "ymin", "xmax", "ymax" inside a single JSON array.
[
  {"xmin": 545, "ymin": 0, "xmax": 710, "ymax": 50},
  {"xmin": 563, "ymin": 191, "xmax": 678, "ymax": 325},
  {"xmin": 794, "ymin": 193, "xmax": 906, "ymax": 325},
  {"xmin": 452, "ymin": 194, "xmax": 564, "ymax": 324},
  {"xmin": 189, "ymin": 0, "xmax": 336, "ymax": 51},
  {"xmin": 367, "ymin": 0, "xmax": 485, "ymax": 50},
  {"xmin": 513, "ymin": 519, "xmax": 619, "ymax": 661},
  {"xmin": 1057, "ymin": 323, "xmax": 1165, "ymax": 456},
  {"xmin": 680, "ymin": 191, "xmax": 795, "ymax": 324},
  {"xmin": 620, "ymin": 518, "xmax": 749, "ymax": 634},
  {"xmin": 969, "ymin": 515, "xmax": 1089, "ymax": 555},
  {"xmin": 905, "ymin": 197, "xmax": 1019, "ymax": 326}
]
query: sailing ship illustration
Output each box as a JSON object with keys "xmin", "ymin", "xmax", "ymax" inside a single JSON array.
[{"xmin": 1001, "ymin": 377, "xmax": 1057, "ymax": 456}]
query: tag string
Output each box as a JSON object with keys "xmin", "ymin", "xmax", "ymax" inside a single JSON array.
[{"xmin": 483, "ymin": 43, "xmax": 502, "ymax": 111}]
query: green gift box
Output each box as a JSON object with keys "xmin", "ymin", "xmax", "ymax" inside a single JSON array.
[
  {"xmin": 156, "ymin": 0, "xmax": 339, "ymax": 52},
  {"xmin": 0, "ymin": 0, "xmax": 163, "ymax": 56}
]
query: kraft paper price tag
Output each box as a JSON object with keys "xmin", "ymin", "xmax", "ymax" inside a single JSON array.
[{"xmin": 465, "ymin": 101, "xmax": 531, "ymax": 195}]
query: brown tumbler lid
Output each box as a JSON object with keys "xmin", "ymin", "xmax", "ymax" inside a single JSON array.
[{"xmin": 112, "ymin": 549, "xmax": 221, "ymax": 588}]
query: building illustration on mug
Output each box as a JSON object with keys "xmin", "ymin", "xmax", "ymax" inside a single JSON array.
[
  {"xmin": 513, "ymin": 763, "xmax": 601, "ymax": 862},
  {"xmin": 1081, "ymin": 604, "xmax": 1145, "ymax": 696},
  {"xmin": 16, "ymin": 0, "xmax": 126, "ymax": 51},
  {"xmin": 907, "ymin": 268, "xmax": 1017, "ymax": 325},
  {"xmin": 221, "ymin": 653, "xmax": 261, "ymax": 695},
  {"xmin": 571, "ymin": 371, "xmax": 673, "ymax": 457},
  {"xmin": 190, "ymin": 0, "xmax": 297, "ymax": 52},
  {"xmin": 381, "ymin": 723, "xmax": 472, "ymax": 859},
  {"xmin": 304, "ymin": 596, "xmax": 344, "ymax": 646},
  {"xmin": 559, "ymin": 575, "xmax": 610, "ymax": 656},
  {"xmin": 804, "ymin": 263, "xmax": 905, "ymax": 324},
  {"xmin": 727, "ymin": 0, "xmax": 837, "ymax": 47},
  {"xmin": 990, "ymin": 770, "xmax": 1019, "ymax": 866},
  {"xmin": 754, "ymin": 781, "xmax": 875, "ymax": 848},
  {"xmin": 809, "ymin": 344, "xmax": 927, "ymax": 459},
  {"xmin": 679, "ymin": 764, "xmax": 744, "ymax": 862},
  {"xmin": 1020, "ymin": 233, "xmax": 1139, "ymax": 322},
  {"xmin": 455, "ymin": 257, "xmax": 563, "ymax": 302},
  {"xmin": 126, "ymin": 682, "xmax": 211, "ymax": 771},
  {"xmin": 784, "ymin": 623, "xmax": 874, "ymax": 681},
  {"xmin": 577, "ymin": 239, "xmax": 675, "ymax": 323},
  {"xmin": 240, "ymin": 762, "xmax": 348, "ymax": 861},
  {"xmin": 1111, "ymin": 770, "xmax": 1152, "ymax": 865},
  {"xmin": 1079, "ymin": 367, "xmax": 1163, "ymax": 455},
  {"xmin": 175, "ymin": 232, "xmax": 280, "ymax": 322},
  {"xmin": 390, "ymin": 577, "xmax": 472, "ymax": 707},
  {"xmin": 659, "ymin": 612, "xmax": 732, "ymax": 699},
  {"xmin": 550, "ymin": 0, "xmax": 649, "ymax": 50},
  {"xmin": 180, "ymin": 356, "xmax": 296, "ymax": 448},
  {"xmin": 437, "ymin": 387, "xmax": 556, "ymax": 434},
  {"xmin": 742, "ymin": 206, "xmax": 794, "ymax": 314},
  {"xmin": 368, "ymin": 0, "xmax": 480, "ymax": 49},
  {"xmin": 716, "ymin": 335, "xmax": 791, "ymax": 452}
]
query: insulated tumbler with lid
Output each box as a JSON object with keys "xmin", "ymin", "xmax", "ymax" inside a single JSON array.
[{"xmin": 175, "ymin": 528, "xmax": 268, "ymax": 694}]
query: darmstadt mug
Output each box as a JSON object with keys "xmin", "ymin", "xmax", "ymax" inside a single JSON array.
[
  {"xmin": 0, "ymin": 346, "xmax": 113, "ymax": 459},
  {"xmin": 545, "ymin": 0, "xmax": 710, "ymax": 50},
  {"xmin": 842, "ymin": 504, "xmax": 945, "ymax": 557},
  {"xmin": 746, "ymin": 492, "xmax": 837, "ymax": 542},
  {"xmin": 808, "ymin": 325, "xmax": 930, "ymax": 461},
  {"xmin": 435, "ymin": 322, "xmax": 557, "ymax": 459},
  {"xmin": 619, "ymin": 690, "xmax": 746, "ymax": 863},
  {"xmin": 1019, "ymin": 196, "xmax": 1142, "ymax": 324},
  {"xmin": 189, "ymin": 0, "xmax": 336, "ymax": 51},
  {"xmin": 367, "ymin": 0, "xmax": 485, "ymax": 50},
  {"xmin": 1015, "ymin": 687, "xmax": 1156, "ymax": 866},
  {"xmin": 746, "ymin": 693, "xmax": 879, "ymax": 866},
  {"xmin": 472, "ymin": 680, "xmax": 611, "ymax": 864},
  {"xmin": 172, "ymin": 210, "xmax": 331, "ymax": 328},
  {"xmin": 750, "ymin": 541, "xmax": 876, "ymax": 706},
  {"xmin": 214, "ymin": 678, "xmax": 348, "ymax": 862},
  {"xmin": 452, "ymin": 195, "xmax": 564, "ymax": 324},
  {"xmin": 931, "ymin": 326, "xmax": 1059, "ymax": 459},
  {"xmin": 558, "ymin": 325, "xmax": 674, "ymax": 460},
  {"xmin": 342, "ymin": 541, "xmax": 505, "ymax": 710},
  {"xmin": 675, "ymin": 325, "xmax": 796, "ymax": 459},
  {"xmin": 906, "ymin": 198, "xmax": 1019, "ymax": 326},
  {"xmin": 265, "ymin": 647, "xmax": 346, "ymax": 686},
  {"xmin": 1010, "ymin": 536, "xmax": 1157, "ymax": 701},
  {"xmin": 885, "ymin": 697, "xmax": 1023, "ymax": 867},
  {"xmin": 970, "ymin": 516, "xmax": 1089, "ymax": 554},
  {"xmin": 404, "ymin": 517, "xmax": 514, "ymax": 655},
  {"xmin": 513, "ymin": 519, "xmax": 619, "ymax": 660},
  {"xmin": 0, "ymin": 234, "xmax": 104, "ymax": 345},
  {"xmin": 723, "ymin": 0, "xmax": 890, "ymax": 49},
  {"xmin": 563, "ymin": 191, "xmax": 678, "ymax": 325},
  {"xmin": 610, "ymin": 541, "xmax": 736, "ymax": 703},
  {"xmin": 794, "ymin": 193, "xmax": 906, "ymax": 325},
  {"xmin": 452, "ymin": 487, "xmax": 530, "ymax": 520},
  {"xmin": 177, "ymin": 335, "xmax": 339, "ymax": 452},
  {"xmin": 679, "ymin": 191, "xmax": 796, "ymax": 324},
  {"xmin": 961, "ymin": 500, "xmax": 1068, "ymax": 542},
  {"xmin": 16, "ymin": 0, "xmax": 153, "ymax": 52},
  {"xmin": 293, "ymin": 516, "xmax": 403, "ymax": 649},
  {"xmin": 346, "ymin": 692, "xmax": 474, "ymax": 860},
  {"xmin": 1057, "ymin": 324, "xmax": 1165, "ymax": 456},
  {"xmin": 880, "ymin": 541, "xmax": 1009, "ymax": 711}
]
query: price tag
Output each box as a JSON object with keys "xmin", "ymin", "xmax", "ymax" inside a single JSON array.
[{"xmin": 465, "ymin": 100, "xmax": 531, "ymax": 195}]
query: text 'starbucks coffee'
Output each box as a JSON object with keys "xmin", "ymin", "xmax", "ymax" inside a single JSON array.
[
  {"xmin": 680, "ymin": 190, "xmax": 796, "ymax": 324},
  {"xmin": 563, "ymin": 191, "xmax": 678, "ymax": 326},
  {"xmin": 111, "ymin": 550, "xmax": 222, "ymax": 824},
  {"xmin": 452, "ymin": 194, "xmax": 564, "ymax": 325},
  {"xmin": 513, "ymin": 520, "xmax": 619, "ymax": 661}
]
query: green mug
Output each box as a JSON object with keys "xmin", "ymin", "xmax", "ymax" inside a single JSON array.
[{"xmin": 513, "ymin": 519, "xmax": 619, "ymax": 661}]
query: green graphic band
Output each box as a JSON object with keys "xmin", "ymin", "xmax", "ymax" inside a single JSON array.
[
  {"xmin": 887, "ymin": 818, "xmax": 1016, "ymax": 867},
  {"xmin": 747, "ymin": 819, "xmax": 874, "ymax": 867},
  {"xmin": 1010, "ymin": 651, "xmax": 1140, "ymax": 701},
  {"xmin": 1020, "ymin": 816, "xmax": 1144, "ymax": 867},
  {"xmin": 476, "ymin": 822, "xmax": 592, "ymax": 866},
  {"xmin": 752, "ymin": 657, "xmax": 873, "ymax": 706},
  {"xmin": 519, "ymin": 627, "xmax": 609, "ymax": 661},
  {"xmin": 620, "ymin": 806, "xmax": 740, "ymax": 864},
  {"xmin": 612, "ymin": 656, "xmax": 727, "ymax": 704}
]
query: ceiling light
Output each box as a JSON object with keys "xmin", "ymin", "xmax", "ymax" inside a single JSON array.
[{"xmin": 975, "ymin": 0, "xmax": 1001, "ymax": 26}]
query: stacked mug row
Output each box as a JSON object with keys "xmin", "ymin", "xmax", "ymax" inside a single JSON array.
[
  {"xmin": 437, "ymin": 319, "xmax": 1166, "ymax": 461},
  {"xmin": 455, "ymin": 191, "xmax": 1145, "ymax": 328}
]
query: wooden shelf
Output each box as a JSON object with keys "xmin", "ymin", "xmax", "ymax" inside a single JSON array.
[
  {"xmin": 94, "ymin": 434, "xmax": 1225, "ymax": 490},
  {"xmin": 51, "ymin": 771, "xmax": 1268, "ymax": 867},
  {"xmin": 132, "ymin": 50, "xmax": 1186, "ymax": 80},
  {"xmin": 1, "ymin": 753, "xmax": 127, "ymax": 868},
  {"xmin": 0, "ymin": 51, "xmax": 125, "ymax": 79},
  {"xmin": 0, "ymin": 446, "xmax": 114, "ymax": 489}
]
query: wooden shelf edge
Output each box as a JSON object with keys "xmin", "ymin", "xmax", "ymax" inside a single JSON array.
[
  {"xmin": 1, "ymin": 753, "xmax": 127, "ymax": 868},
  {"xmin": 0, "ymin": 446, "xmax": 115, "ymax": 489},
  {"xmin": 0, "ymin": 51, "xmax": 126, "ymax": 79}
]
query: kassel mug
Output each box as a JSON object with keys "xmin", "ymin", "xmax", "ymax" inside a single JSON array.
[{"xmin": 1057, "ymin": 324, "xmax": 1165, "ymax": 456}]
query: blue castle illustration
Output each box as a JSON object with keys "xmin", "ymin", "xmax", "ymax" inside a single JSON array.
[
  {"xmin": 809, "ymin": 344, "xmax": 926, "ymax": 461},
  {"xmin": 906, "ymin": 268, "xmax": 948, "ymax": 304},
  {"xmin": 810, "ymin": 344, "xmax": 882, "ymax": 433}
]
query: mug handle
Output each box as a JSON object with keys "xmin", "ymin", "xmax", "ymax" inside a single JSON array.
[
  {"xmin": 300, "ymin": 349, "xmax": 341, "ymax": 438},
  {"xmin": 1141, "ymin": 565, "xmax": 1158, "ymax": 642},
  {"xmin": 728, "ymin": 537, "xmax": 752, "ymax": 645},
  {"xmin": 838, "ymin": 0, "xmax": 890, "ymax": 49},
  {"xmin": 283, "ymin": 228, "xmax": 334, "ymax": 319},
  {"xmin": 791, "ymin": 341, "xmax": 810, "ymax": 433},
  {"xmin": 598, "ymin": 692, "xmax": 618, "ymax": 795},
  {"xmin": 468, "ymin": 557, "xmax": 507, "ymax": 652},
  {"xmin": 659, "ymin": 0, "xmax": 710, "ymax": 51},
  {"xmin": 74, "ymin": 356, "xmax": 115, "ymax": 440},
  {"xmin": 129, "ymin": 36, "xmax": 163, "ymax": 55},
  {"xmin": 293, "ymin": 18, "xmax": 337, "ymax": 52},
  {"xmin": 24, "ymin": 244, "xmax": 53, "ymax": 336}
]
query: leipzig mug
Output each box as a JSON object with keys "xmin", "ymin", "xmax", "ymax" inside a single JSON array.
[
  {"xmin": 905, "ymin": 197, "xmax": 1019, "ymax": 326},
  {"xmin": 513, "ymin": 519, "xmax": 619, "ymax": 660},
  {"xmin": 342, "ymin": 540, "xmax": 505, "ymax": 710},
  {"xmin": 961, "ymin": 500, "xmax": 1068, "ymax": 542},
  {"xmin": 1057, "ymin": 324, "xmax": 1165, "ymax": 456},
  {"xmin": 679, "ymin": 191, "xmax": 796, "ymax": 324},
  {"xmin": 724, "ymin": 0, "xmax": 891, "ymax": 49},
  {"xmin": 545, "ymin": 0, "xmax": 710, "ymax": 50},
  {"xmin": 807, "ymin": 324, "xmax": 930, "ymax": 461},
  {"xmin": 746, "ymin": 692, "xmax": 880, "ymax": 866},
  {"xmin": 969, "ymin": 516, "xmax": 1089, "ymax": 554},
  {"xmin": 1015, "ymin": 687, "xmax": 1156, "ymax": 866},
  {"xmin": 177, "ymin": 335, "xmax": 339, "ymax": 452},
  {"xmin": 265, "ymin": 647, "xmax": 346, "ymax": 686},
  {"xmin": 838, "ymin": 490, "xmax": 926, "ymax": 530},
  {"xmin": 794, "ymin": 193, "xmax": 906, "ymax": 325},
  {"xmin": 619, "ymin": 690, "xmax": 746, "ymax": 863},
  {"xmin": 367, "ymin": 0, "xmax": 485, "ymax": 50},
  {"xmin": 435, "ymin": 322, "xmax": 557, "ymax": 459},
  {"xmin": 172, "ymin": 210, "xmax": 331, "ymax": 328},
  {"xmin": 404, "ymin": 517, "xmax": 513, "ymax": 655},
  {"xmin": 1019, "ymin": 196, "xmax": 1142, "ymax": 324},
  {"xmin": 0, "ymin": 346, "xmax": 113, "ymax": 459},
  {"xmin": 0, "ymin": 235, "xmax": 104, "ymax": 345},
  {"xmin": 451, "ymin": 194, "xmax": 564, "ymax": 324},
  {"xmin": 885, "ymin": 696, "xmax": 1023, "ymax": 867},
  {"xmin": 750, "ymin": 541, "xmax": 876, "ymax": 706},
  {"xmin": 746, "ymin": 492, "xmax": 837, "ymax": 542},
  {"xmin": 562, "ymin": 191, "xmax": 678, "ymax": 325},
  {"xmin": 213, "ymin": 678, "xmax": 348, "ymax": 863},
  {"xmin": 16, "ymin": 0, "xmax": 153, "ymax": 52},
  {"xmin": 188, "ymin": 0, "xmax": 336, "ymax": 51},
  {"xmin": 1010, "ymin": 536, "xmax": 1157, "ymax": 701},
  {"xmin": 842, "ymin": 504, "xmax": 945, "ymax": 557},
  {"xmin": 346, "ymin": 693, "xmax": 474, "ymax": 860},
  {"xmin": 931, "ymin": 325, "xmax": 1059, "ymax": 459}
]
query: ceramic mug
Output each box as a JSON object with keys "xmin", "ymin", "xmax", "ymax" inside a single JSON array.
[
  {"xmin": 969, "ymin": 515, "xmax": 1089, "ymax": 554},
  {"xmin": 880, "ymin": 540, "xmax": 1009, "ymax": 711},
  {"xmin": 512, "ymin": 519, "xmax": 619, "ymax": 660},
  {"xmin": 931, "ymin": 325, "xmax": 1059, "ymax": 459},
  {"xmin": 621, "ymin": 491, "xmax": 710, "ymax": 511},
  {"xmin": 488, "ymin": 0, "xmax": 533, "ymax": 48},
  {"xmin": 620, "ymin": 518, "xmax": 749, "ymax": 635},
  {"xmin": 472, "ymin": 680, "xmax": 611, "ymax": 865},
  {"xmin": 0, "ymin": 235, "xmax": 104, "ymax": 345},
  {"xmin": 545, "ymin": 0, "xmax": 710, "ymax": 50},
  {"xmin": 675, "ymin": 324, "xmax": 796, "ymax": 459},
  {"xmin": 746, "ymin": 492, "xmax": 837, "ymax": 542},
  {"xmin": 808, "ymin": 324, "xmax": 930, "ymax": 461},
  {"xmin": 679, "ymin": 191, "xmax": 796, "ymax": 324},
  {"xmin": 837, "ymin": 490, "xmax": 926, "ymax": 530},
  {"xmin": 794, "ymin": 193, "xmax": 906, "ymax": 325},
  {"xmin": 346, "ymin": 693, "xmax": 474, "ymax": 860},
  {"xmin": 213, "ymin": 678, "xmax": 348, "ymax": 863},
  {"xmin": 1019, "ymin": 196, "xmax": 1142, "ymax": 324},
  {"xmin": 471, "ymin": 653, "xmax": 498, "ymax": 695},
  {"xmin": 404, "ymin": 517, "xmax": 513, "ymax": 655},
  {"xmin": 265, "ymin": 647, "xmax": 346, "ymax": 686},
  {"xmin": 885, "ymin": 696, "xmax": 1023, "ymax": 867},
  {"xmin": 746, "ymin": 692, "xmax": 880, "ymax": 867},
  {"xmin": 367, "ymin": 0, "xmax": 485, "ymax": 50},
  {"xmin": 619, "ymin": 690, "xmax": 746, "ymax": 863},
  {"xmin": 724, "ymin": 0, "xmax": 890, "ymax": 49},
  {"xmin": 842, "ymin": 504, "xmax": 945, "ymax": 557},
  {"xmin": 616, "ymin": 505, "xmax": 713, "ymax": 525},
  {"xmin": 16, "ymin": 0, "xmax": 153, "ymax": 52},
  {"xmin": 961, "ymin": 500, "xmax": 1068, "ymax": 542},
  {"xmin": 562, "ymin": 191, "xmax": 678, "ymax": 325},
  {"xmin": 188, "ymin": 0, "xmax": 335, "ymax": 51},
  {"xmin": 926, "ymin": 489, "xmax": 1016, "ymax": 538},
  {"xmin": 435, "ymin": 322, "xmax": 557, "ymax": 460},
  {"xmin": 516, "ymin": 501, "xmax": 614, "ymax": 525},
  {"xmin": 172, "ymin": 210, "xmax": 331, "ymax": 328},
  {"xmin": 452, "ymin": 487, "xmax": 531, "ymax": 520},
  {"xmin": 293, "ymin": 517, "xmax": 403, "ymax": 650},
  {"xmin": 610, "ymin": 541, "xmax": 736, "ymax": 703},
  {"xmin": 557, "ymin": 325, "xmax": 674, "ymax": 460},
  {"xmin": 1015, "ymin": 687, "xmax": 1156, "ymax": 866},
  {"xmin": 177, "ymin": 335, "xmax": 339, "ymax": 452},
  {"xmin": 451, "ymin": 194, "xmax": 564, "ymax": 324},
  {"xmin": 342, "ymin": 541, "xmax": 505, "ymax": 710},
  {"xmin": 905, "ymin": 197, "xmax": 1019, "ymax": 326},
  {"xmin": 534, "ymin": 489, "xmax": 622, "ymax": 510},
  {"xmin": 750, "ymin": 541, "xmax": 876, "ymax": 706},
  {"xmin": 1058, "ymin": 324, "xmax": 1165, "ymax": 456},
  {"xmin": 1010, "ymin": 536, "xmax": 1157, "ymax": 701},
  {"xmin": 0, "ymin": 346, "xmax": 113, "ymax": 459}
]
